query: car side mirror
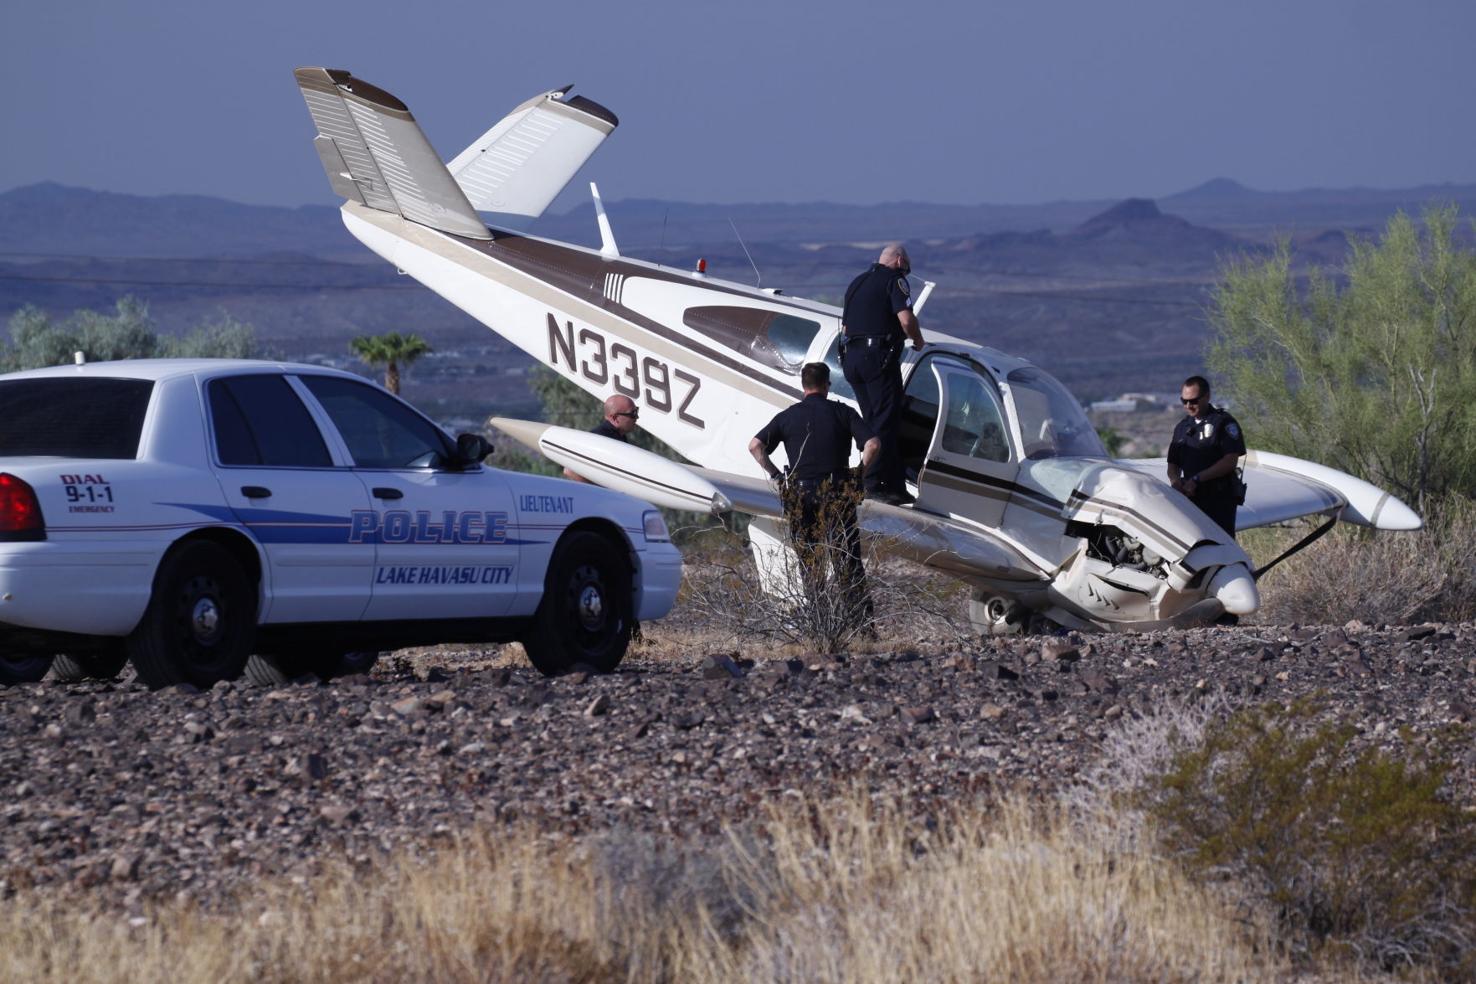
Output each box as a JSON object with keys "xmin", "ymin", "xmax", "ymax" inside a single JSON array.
[{"xmin": 454, "ymin": 432, "xmax": 493, "ymax": 467}]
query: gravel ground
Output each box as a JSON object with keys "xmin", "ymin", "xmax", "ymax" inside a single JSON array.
[{"xmin": 1, "ymin": 619, "xmax": 1473, "ymax": 910}]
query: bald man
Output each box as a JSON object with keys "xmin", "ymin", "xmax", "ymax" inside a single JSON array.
[
  {"xmin": 564, "ymin": 394, "xmax": 641, "ymax": 483},
  {"xmin": 841, "ymin": 243, "xmax": 925, "ymax": 505}
]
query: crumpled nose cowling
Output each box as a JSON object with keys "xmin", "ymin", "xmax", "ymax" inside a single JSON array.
[{"xmin": 1207, "ymin": 563, "xmax": 1260, "ymax": 615}]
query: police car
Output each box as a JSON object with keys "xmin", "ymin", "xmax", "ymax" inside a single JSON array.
[{"xmin": 0, "ymin": 359, "xmax": 682, "ymax": 689}]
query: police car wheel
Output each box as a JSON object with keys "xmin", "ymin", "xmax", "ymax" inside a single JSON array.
[
  {"xmin": 0, "ymin": 652, "xmax": 53, "ymax": 685},
  {"xmin": 50, "ymin": 644, "xmax": 129, "ymax": 683},
  {"xmin": 523, "ymin": 531, "xmax": 632, "ymax": 676},
  {"xmin": 128, "ymin": 541, "xmax": 256, "ymax": 690}
]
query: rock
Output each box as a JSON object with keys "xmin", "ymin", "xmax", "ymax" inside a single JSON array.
[
  {"xmin": 980, "ymin": 703, "xmax": 1006, "ymax": 721},
  {"xmin": 1079, "ymin": 670, "xmax": 1119, "ymax": 695},
  {"xmin": 63, "ymin": 701, "xmax": 96, "ymax": 726},
  {"xmin": 1041, "ymin": 641, "xmax": 1080, "ymax": 664},
  {"xmin": 584, "ymin": 695, "xmax": 611, "ymax": 718},
  {"xmin": 901, "ymin": 706, "xmax": 936, "ymax": 725},
  {"xmin": 674, "ymin": 712, "xmax": 706, "ymax": 730},
  {"xmin": 1400, "ymin": 625, "xmax": 1438, "ymax": 642},
  {"xmin": 110, "ymin": 852, "xmax": 141, "ymax": 882},
  {"xmin": 565, "ymin": 671, "xmax": 591, "ymax": 685},
  {"xmin": 701, "ymin": 653, "xmax": 746, "ymax": 680},
  {"xmin": 390, "ymin": 696, "xmax": 425, "ymax": 718},
  {"xmin": 839, "ymin": 704, "xmax": 872, "ymax": 725},
  {"xmin": 425, "ymin": 690, "xmax": 456, "ymax": 710},
  {"xmin": 318, "ymin": 804, "xmax": 358, "ymax": 825},
  {"xmin": 978, "ymin": 660, "xmax": 1020, "ymax": 682}
]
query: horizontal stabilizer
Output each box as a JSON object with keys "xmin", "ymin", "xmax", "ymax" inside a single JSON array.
[
  {"xmin": 293, "ymin": 67, "xmax": 489, "ymax": 240},
  {"xmin": 448, "ymin": 87, "xmax": 618, "ymax": 230}
]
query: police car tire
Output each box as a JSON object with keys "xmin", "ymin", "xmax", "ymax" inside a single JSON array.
[
  {"xmin": 127, "ymin": 541, "xmax": 256, "ymax": 690},
  {"xmin": 0, "ymin": 653, "xmax": 53, "ymax": 685},
  {"xmin": 522, "ymin": 531, "xmax": 632, "ymax": 677},
  {"xmin": 50, "ymin": 644, "xmax": 129, "ymax": 683}
]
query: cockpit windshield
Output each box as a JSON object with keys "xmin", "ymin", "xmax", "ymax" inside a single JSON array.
[{"xmin": 1005, "ymin": 366, "xmax": 1106, "ymax": 459}]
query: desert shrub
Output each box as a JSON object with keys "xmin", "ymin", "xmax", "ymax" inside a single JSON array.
[
  {"xmin": 679, "ymin": 505, "xmax": 970, "ymax": 654},
  {"xmin": 1244, "ymin": 495, "xmax": 1476, "ymax": 624},
  {"xmin": 1143, "ymin": 699, "xmax": 1476, "ymax": 976},
  {"xmin": 2, "ymin": 297, "xmax": 258, "ymax": 369},
  {"xmin": 0, "ymin": 794, "xmax": 1288, "ymax": 984},
  {"xmin": 1208, "ymin": 205, "xmax": 1476, "ymax": 512}
]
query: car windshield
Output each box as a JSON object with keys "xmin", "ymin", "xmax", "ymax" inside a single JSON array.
[{"xmin": 1005, "ymin": 367, "xmax": 1105, "ymax": 459}]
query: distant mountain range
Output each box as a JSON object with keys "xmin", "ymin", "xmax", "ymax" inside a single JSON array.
[
  {"xmin": 3, "ymin": 177, "xmax": 1472, "ymax": 260},
  {"xmin": 1, "ymin": 178, "xmax": 1472, "ymax": 409}
]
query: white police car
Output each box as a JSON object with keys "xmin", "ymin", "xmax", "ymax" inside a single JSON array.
[{"xmin": 0, "ymin": 359, "xmax": 682, "ymax": 688}]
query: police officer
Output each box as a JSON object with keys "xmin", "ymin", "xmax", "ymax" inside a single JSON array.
[
  {"xmin": 564, "ymin": 394, "xmax": 639, "ymax": 483},
  {"xmin": 841, "ymin": 243, "xmax": 925, "ymax": 505},
  {"xmin": 1167, "ymin": 375, "xmax": 1246, "ymax": 537},
  {"xmin": 749, "ymin": 362, "xmax": 880, "ymax": 605}
]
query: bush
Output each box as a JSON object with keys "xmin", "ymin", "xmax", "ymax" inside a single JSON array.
[
  {"xmin": 1243, "ymin": 496, "xmax": 1476, "ymax": 624},
  {"xmin": 1143, "ymin": 699, "xmax": 1476, "ymax": 975},
  {"xmin": 1208, "ymin": 206, "xmax": 1476, "ymax": 511},
  {"xmin": 2, "ymin": 297, "xmax": 257, "ymax": 370}
]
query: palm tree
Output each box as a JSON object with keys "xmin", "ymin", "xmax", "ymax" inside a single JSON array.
[{"xmin": 349, "ymin": 332, "xmax": 432, "ymax": 395}]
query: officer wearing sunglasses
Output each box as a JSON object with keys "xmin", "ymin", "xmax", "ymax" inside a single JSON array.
[
  {"xmin": 1167, "ymin": 375, "xmax": 1246, "ymax": 538},
  {"xmin": 564, "ymin": 394, "xmax": 641, "ymax": 483}
]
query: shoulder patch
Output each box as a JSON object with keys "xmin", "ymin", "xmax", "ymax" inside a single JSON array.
[
  {"xmin": 1227, "ymin": 422, "xmax": 1240, "ymax": 439},
  {"xmin": 896, "ymin": 277, "xmax": 910, "ymax": 297}
]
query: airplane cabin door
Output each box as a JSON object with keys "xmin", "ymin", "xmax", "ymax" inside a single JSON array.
[{"xmin": 899, "ymin": 357, "xmax": 1017, "ymax": 528}]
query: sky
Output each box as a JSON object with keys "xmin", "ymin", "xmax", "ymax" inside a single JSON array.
[{"xmin": 3, "ymin": 0, "xmax": 1473, "ymax": 208}]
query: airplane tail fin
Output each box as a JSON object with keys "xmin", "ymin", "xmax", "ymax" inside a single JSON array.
[
  {"xmin": 293, "ymin": 67, "xmax": 490, "ymax": 240},
  {"xmin": 446, "ymin": 87, "xmax": 618, "ymax": 231}
]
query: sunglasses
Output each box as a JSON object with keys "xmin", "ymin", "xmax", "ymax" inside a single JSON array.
[
  {"xmin": 1181, "ymin": 396, "xmax": 1203, "ymax": 405},
  {"xmin": 614, "ymin": 410, "xmax": 639, "ymax": 419}
]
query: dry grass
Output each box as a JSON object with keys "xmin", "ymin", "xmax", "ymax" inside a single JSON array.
[
  {"xmin": 1244, "ymin": 498, "xmax": 1476, "ymax": 626},
  {"xmin": 0, "ymin": 792, "xmax": 1291, "ymax": 984}
]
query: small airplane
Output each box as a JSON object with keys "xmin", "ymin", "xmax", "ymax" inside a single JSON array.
[{"xmin": 291, "ymin": 67, "xmax": 1421, "ymax": 634}]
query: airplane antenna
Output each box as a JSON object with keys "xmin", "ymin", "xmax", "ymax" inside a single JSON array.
[
  {"xmin": 590, "ymin": 182, "xmax": 620, "ymax": 258},
  {"xmin": 728, "ymin": 218, "xmax": 761, "ymax": 289},
  {"xmin": 659, "ymin": 208, "xmax": 669, "ymax": 253}
]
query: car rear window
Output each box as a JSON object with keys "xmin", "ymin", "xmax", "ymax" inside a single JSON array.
[{"xmin": 0, "ymin": 378, "xmax": 154, "ymax": 459}]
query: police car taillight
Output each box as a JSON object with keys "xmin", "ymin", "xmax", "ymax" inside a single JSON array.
[{"xmin": 0, "ymin": 473, "xmax": 45, "ymax": 541}]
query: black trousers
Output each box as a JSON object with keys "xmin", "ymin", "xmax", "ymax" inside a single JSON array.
[
  {"xmin": 1193, "ymin": 493, "xmax": 1237, "ymax": 538},
  {"xmin": 841, "ymin": 337, "xmax": 904, "ymax": 494},
  {"xmin": 788, "ymin": 479, "xmax": 870, "ymax": 615}
]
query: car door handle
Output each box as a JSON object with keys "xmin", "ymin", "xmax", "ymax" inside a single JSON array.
[
  {"xmin": 241, "ymin": 486, "xmax": 272, "ymax": 499},
  {"xmin": 372, "ymin": 487, "xmax": 404, "ymax": 500}
]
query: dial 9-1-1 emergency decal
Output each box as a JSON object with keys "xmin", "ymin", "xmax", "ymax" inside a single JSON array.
[{"xmin": 61, "ymin": 473, "xmax": 115, "ymax": 514}]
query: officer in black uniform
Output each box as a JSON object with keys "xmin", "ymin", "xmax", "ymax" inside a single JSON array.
[
  {"xmin": 564, "ymin": 394, "xmax": 638, "ymax": 483},
  {"xmin": 1167, "ymin": 375, "xmax": 1246, "ymax": 537},
  {"xmin": 749, "ymin": 363, "xmax": 880, "ymax": 607},
  {"xmin": 841, "ymin": 243, "xmax": 925, "ymax": 505}
]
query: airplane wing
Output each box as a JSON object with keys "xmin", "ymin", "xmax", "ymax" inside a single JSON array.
[
  {"xmin": 489, "ymin": 417, "xmax": 1048, "ymax": 583},
  {"xmin": 1118, "ymin": 451, "xmax": 1422, "ymax": 531}
]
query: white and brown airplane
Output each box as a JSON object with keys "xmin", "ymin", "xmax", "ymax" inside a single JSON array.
[{"xmin": 292, "ymin": 67, "xmax": 1420, "ymax": 634}]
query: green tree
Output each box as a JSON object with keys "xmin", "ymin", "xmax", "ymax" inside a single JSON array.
[
  {"xmin": 349, "ymin": 331, "xmax": 432, "ymax": 395},
  {"xmin": 2, "ymin": 296, "xmax": 257, "ymax": 371},
  {"xmin": 1208, "ymin": 206, "xmax": 1476, "ymax": 511}
]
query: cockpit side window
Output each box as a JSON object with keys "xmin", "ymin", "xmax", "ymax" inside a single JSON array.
[
  {"xmin": 940, "ymin": 373, "xmax": 1010, "ymax": 463},
  {"xmin": 683, "ymin": 306, "xmax": 820, "ymax": 373}
]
